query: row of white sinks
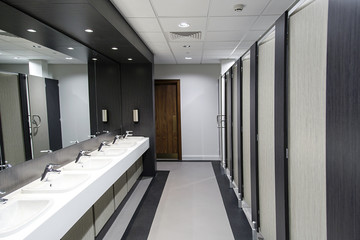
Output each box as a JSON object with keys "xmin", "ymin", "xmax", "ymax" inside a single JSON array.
[{"xmin": 0, "ymin": 136, "xmax": 149, "ymax": 239}]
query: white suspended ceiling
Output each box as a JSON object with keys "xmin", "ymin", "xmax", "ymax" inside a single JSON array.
[
  {"xmin": 111, "ymin": 0, "xmax": 296, "ymax": 64},
  {"xmin": 0, "ymin": 30, "xmax": 84, "ymax": 65}
]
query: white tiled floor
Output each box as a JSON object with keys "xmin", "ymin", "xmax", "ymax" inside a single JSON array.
[{"xmin": 148, "ymin": 162, "xmax": 235, "ymax": 240}]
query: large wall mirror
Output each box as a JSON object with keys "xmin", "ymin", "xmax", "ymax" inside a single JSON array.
[{"xmin": 0, "ymin": 30, "xmax": 91, "ymax": 169}]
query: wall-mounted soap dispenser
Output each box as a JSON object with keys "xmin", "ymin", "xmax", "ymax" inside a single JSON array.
[
  {"xmin": 102, "ymin": 109, "xmax": 108, "ymax": 123},
  {"xmin": 133, "ymin": 109, "xmax": 139, "ymax": 123}
]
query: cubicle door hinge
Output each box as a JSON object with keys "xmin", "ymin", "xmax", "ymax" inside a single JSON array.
[{"xmin": 285, "ymin": 148, "xmax": 289, "ymax": 159}]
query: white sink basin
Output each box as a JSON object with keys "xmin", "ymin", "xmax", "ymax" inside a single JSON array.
[
  {"xmin": 62, "ymin": 156, "xmax": 113, "ymax": 171},
  {"xmin": 112, "ymin": 141, "xmax": 137, "ymax": 148},
  {"xmin": 0, "ymin": 199, "xmax": 52, "ymax": 237},
  {"xmin": 90, "ymin": 148, "xmax": 127, "ymax": 157},
  {"xmin": 21, "ymin": 173, "xmax": 90, "ymax": 194}
]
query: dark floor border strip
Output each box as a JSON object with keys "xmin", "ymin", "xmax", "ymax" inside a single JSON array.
[
  {"xmin": 121, "ymin": 171, "xmax": 169, "ymax": 240},
  {"xmin": 96, "ymin": 175, "xmax": 143, "ymax": 240},
  {"xmin": 212, "ymin": 162, "xmax": 252, "ymax": 240}
]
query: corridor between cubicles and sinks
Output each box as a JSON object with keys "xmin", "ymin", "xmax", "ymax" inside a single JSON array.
[{"xmin": 0, "ymin": 135, "xmax": 149, "ymax": 239}]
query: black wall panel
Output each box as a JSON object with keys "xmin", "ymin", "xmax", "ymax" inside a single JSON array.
[
  {"xmin": 88, "ymin": 57, "xmax": 122, "ymax": 135},
  {"xmin": 274, "ymin": 12, "xmax": 289, "ymax": 240},
  {"xmin": 18, "ymin": 74, "xmax": 32, "ymax": 161},
  {"xmin": 121, "ymin": 63, "xmax": 156, "ymax": 176},
  {"xmin": 45, "ymin": 78, "xmax": 63, "ymax": 152},
  {"xmin": 326, "ymin": 0, "xmax": 360, "ymax": 239},
  {"xmin": 237, "ymin": 59, "xmax": 244, "ymax": 197},
  {"xmin": 250, "ymin": 43, "xmax": 260, "ymax": 228}
]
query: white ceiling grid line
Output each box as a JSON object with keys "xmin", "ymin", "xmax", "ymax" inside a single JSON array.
[{"xmin": 110, "ymin": 0, "xmax": 297, "ymax": 64}]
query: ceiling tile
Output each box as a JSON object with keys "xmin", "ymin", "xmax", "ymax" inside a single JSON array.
[
  {"xmin": 159, "ymin": 17, "xmax": 207, "ymax": 32},
  {"xmin": 204, "ymin": 41, "xmax": 239, "ymax": 50},
  {"xmin": 110, "ymin": 0, "xmax": 155, "ymax": 17},
  {"xmin": 155, "ymin": 56, "xmax": 176, "ymax": 64},
  {"xmin": 209, "ymin": 0, "xmax": 271, "ymax": 16},
  {"xmin": 203, "ymin": 49, "xmax": 233, "ymax": 57},
  {"xmin": 207, "ymin": 16, "xmax": 258, "ymax": 31},
  {"xmin": 251, "ymin": 15, "xmax": 279, "ymax": 30},
  {"xmin": 243, "ymin": 30, "xmax": 265, "ymax": 41},
  {"xmin": 138, "ymin": 32, "xmax": 167, "ymax": 43},
  {"xmin": 263, "ymin": 0, "xmax": 295, "ymax": 15},
  {"xmin": 127, "ymin": 18, "xmax": 162, "ymax": 32},
  {"xmin": 206, "ymin": 31, "xmax": 247, "ymax": 41},
  {"xmin": 230, "ymin": 48, "xmax": 248, "ymax": 59},
  {"xmin": 151, "ymin": 0, "xmax": 210, "ymax": 17},
  {"xmin": 169, "ymin": 42, "xmax": 203, "ymax": 50},
  {"xmin": 147, "ymin": 42, "xmax": 171, "ymax": 52},
  {"xmin": 201, "ymin": 58, "xmax": 220, "ymax": 64},
  {"xmin": 238, "ymin": 41, "xmax": 254, "ymax": 50}
]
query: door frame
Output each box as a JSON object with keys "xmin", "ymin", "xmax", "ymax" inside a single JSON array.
[{"xmin": 155, "ymin": 79, "xmax": 182, "ymax": 160}]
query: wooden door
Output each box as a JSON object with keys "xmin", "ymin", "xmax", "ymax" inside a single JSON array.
[{"xmin": 155, "ymin": 80, "xmax": 181, "ymax": 160}]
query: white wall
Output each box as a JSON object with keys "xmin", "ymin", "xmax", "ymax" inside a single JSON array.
[
  {"xmin": 154, "ymin": 64, "xmax": 221, "ymax": 160},
  {"xmin": 0, "ymin": 64, "xmax": 29, "ymax": 75},
  {"xmin": 49, "ymin": 64, "xmax": 90, "ymax": 148}
]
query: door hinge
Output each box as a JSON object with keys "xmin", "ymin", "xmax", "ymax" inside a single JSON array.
[{"xmin": 286, "ymin": 148, "xmax": 289, "ymax": 159}]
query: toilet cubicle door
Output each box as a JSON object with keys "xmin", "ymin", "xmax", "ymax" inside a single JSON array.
[
  {"xmin": 231, "ymin": 63, "xmax": 239, "ymax": 188},
  {"xmin": 219, "ymin": 76, "xmax": 226, "ymax": 167},
  {"xmin": 0, "ymin": 72, "xmax": 26, "ymax": 165},
  {"xmin": 258, "ymin": 34, "xmax": 276, "ymax": 240},
  {"xmin": 225, "ymin": 71, "xmax": 233, "ymax": 178},
  {"xmin": 288, "ymin": 0, "xmax": 328, "ymax": 239},
  {"xmin": 242, "ymin": 57, "xmax": 251, "ymax": 207},
  {"xmin": 28, "ymin": 75, "xmax": 50, "ymax": 159}
]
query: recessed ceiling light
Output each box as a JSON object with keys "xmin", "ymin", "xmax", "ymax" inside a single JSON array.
[
  {"xmin": 14, "ymin": 57, "xmax": 20, "ymax": 59},
  {"xmin": 92, "ymin": 58, "xmax": 97, "ymax": 61},
  {"xmin": 178, "ymin": 22, "xmax": 190, "ymax": 28},
  {"xmin": 27, "ymin": 29, "xmax": 36, "ymax": 33},
  {"xmin": 85, "ymin": 29, "xmax": 93, "ymax": 33},
  {"xmin": 112, "ymin": 47, "xmax": 118, "ymax": 50},
  {"xmin": 183, "ymin": 45, "xmax": 191, "ymax": 48},
  {"xmin": 128, "ymin": 58, "xmax": 133, "ymax": 61},
  {"xmin": 66, "ymin": 57, "xmax": 73, "ymax": 60},
  {"xmin": 68, "ymin": 47, "xmax": 74, "ymax": 50},
  {"xmin": 185, "ymin": 57, "xmax": 192, "ymax": 60}
]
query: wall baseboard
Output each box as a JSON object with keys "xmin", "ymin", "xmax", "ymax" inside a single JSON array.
[{"xmin": 182, "ymin": 155, "xmax": 220, "ymax": 161}]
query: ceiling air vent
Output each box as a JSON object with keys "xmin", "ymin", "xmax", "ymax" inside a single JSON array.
[{"xmin": 169, "ymin": 31, "xmax": 202, "ymax": 40}]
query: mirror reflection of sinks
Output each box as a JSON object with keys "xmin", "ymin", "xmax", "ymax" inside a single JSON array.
[
  {"xmin": 90, "ymin": 148, "xmax": 127, "ymax": 157},
  {"xmin": 0, "ymin": 199, "xmax": 52, "ymax": 237},
  {"xmin": 21, "ymin": 173, "xmax": 90, "ymax": 194},
  {"xmin": 63, "ymin": 156, "xmax": 113, "ymax": 171}
]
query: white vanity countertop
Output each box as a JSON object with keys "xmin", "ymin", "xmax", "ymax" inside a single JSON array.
[{"xmin": 0, "ymin": 137, "xmax": 149, "ymax": 240}]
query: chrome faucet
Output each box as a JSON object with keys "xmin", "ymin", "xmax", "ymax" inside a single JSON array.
[
  {"xmin": 70, "ymin": 140, "xmax": 79, "ymax": 144},
  {"xmin": 0, "ymin": 161, "xmax": 12, "ymax": 169},
  {"xmin": 98, "ymin": 141, "xmax": 110, "ymax": 151},
  {"xmin": 112, "ymin": 134, "xmax": 124, "ymax": 144},
  {"xmin": 125, "ymin": 131, "xmax": 133, "ymax": 138},
  {"xmin": 103, "ymin": 130, "xmax": 109, "ymax": 134},
  {"xmin": 41, "ymin": 164, "xmax": 61, "ymax": 181},
  {"xmin": 75, "ymin": 150, "xmax": 91, "ymax": 163},
  {"xmin": 88, "ymin": 135, "xmax": 96, "ymax": 138},
  {"xmin": 0, "ymin": 191, "xmax": 7, "ymax": 204},
  {"xmin": 40, "ymin": 150, "xmax": 53, "ymax": 153}
]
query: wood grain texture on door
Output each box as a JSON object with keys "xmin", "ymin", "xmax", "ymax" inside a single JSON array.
[{"xmin": 155, "ymin": 80, "xmax": 181, "ymax": 160}]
